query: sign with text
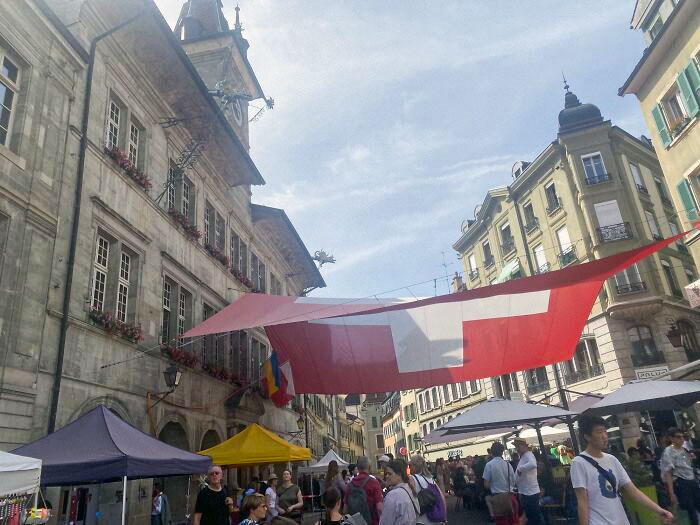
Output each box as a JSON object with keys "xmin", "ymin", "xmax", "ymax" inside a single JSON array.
[
  {"xmin": 686, "ymin": 279, "xmax": 700, "ymax": 308},
  {"xmin": 635, "ymin": 365, "xmax": 669, "ymax": 380}
]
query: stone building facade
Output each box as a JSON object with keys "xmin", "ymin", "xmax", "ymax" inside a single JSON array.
[
  {"xmin": 361, "ymin": 392, "xmax": 386, "ymax": 471},
  {"xmin": 0, "ymin": 1, "xmax": 325, "ymax": 523},
  {"xmin": 620, "ymin": 0, "xmax": 700, "ymax": 269},
  {"xmin": 452, "ymin": 86, "xmax": 700, "ymax": 450},
  {"xmin": 380, "ymin": 391, "xmax": 404, "ymax": 459}
]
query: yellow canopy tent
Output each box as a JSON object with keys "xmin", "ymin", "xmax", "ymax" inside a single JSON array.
[{"xmin": 198, "ymin": 423, "xmax": 311, "ymax": 467}]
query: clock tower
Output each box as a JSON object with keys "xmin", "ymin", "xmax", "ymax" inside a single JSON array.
[{"xmin": 174, "ymin": 0, "xmax": 268, "ymax": 149}]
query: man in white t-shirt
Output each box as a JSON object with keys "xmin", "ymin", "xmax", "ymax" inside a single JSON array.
[
  {"xmin": 571, "ymin": 416, "xmax": 673, "ymax": 525},
  {"xmin": 513, "ymin": 437, "xmax": 543, "ymax": 525}
]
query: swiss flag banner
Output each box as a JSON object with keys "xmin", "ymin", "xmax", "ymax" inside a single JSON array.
[{"xmin": 184, "ymin": 233, "xmax": 686, "ymax": 394}]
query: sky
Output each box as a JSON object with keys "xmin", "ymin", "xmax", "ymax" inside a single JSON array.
[{"xmin": 155, "ymin": 0, "xmax": 650, "ymax": 299}]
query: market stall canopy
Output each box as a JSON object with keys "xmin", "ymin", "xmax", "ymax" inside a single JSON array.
[
  {"xmin": 182, "ymin": 235, "xmax": 684, "ymax": 394},
  {"xmin": 298, "ymin": 449, "xmax": 349, "ymax": 473},
  {"xmin": 0, "ymin": 451, "xmax": 41, "ymax": 497},
  {"xmin": 424, "ymin": 426, "xmax": 517, "ymax": 445},
  {"xmin": 540, "ymin": 393, "xmax": 603, "ymax": 425},
  {"xmin": 507, "ymin": 425, "xmax": 571, "ymax": 446},
  {"xmin": 584, "ymin": 380, "xmax": 700, "ymax": 416},
  {"xmin": 441, "ymin": 398, "xmax": 576, "ymax": 435},
  {"xmin": 198, "ymin": 423, "xmax": 311, "ymax": 467},
  {"xmin": 11, "ymin": 405, "xmax": 211, "ymax": 486}
]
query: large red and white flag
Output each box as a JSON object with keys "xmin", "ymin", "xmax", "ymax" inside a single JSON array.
[{"xmin": 184, "ymin": 234, "xmax": 685, "ymax": 394}]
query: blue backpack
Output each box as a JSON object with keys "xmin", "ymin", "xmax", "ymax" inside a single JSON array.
[{"xmin": 414, "ymin": 475, "xmax": 446, "ymax": 522}]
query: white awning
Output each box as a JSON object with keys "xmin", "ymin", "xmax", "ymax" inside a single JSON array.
[
  {"xmin": 0, "ymin": 450, "xmax": 41, "ymax": 497},
  {"xmin": 495, "ymin": 259, "xmax": 521, "ymax": 283}
]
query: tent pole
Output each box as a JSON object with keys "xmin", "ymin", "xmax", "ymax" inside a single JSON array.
[
  {"xmin": 121, "ymin": 476, "xmax": 127, "ymax": 525},
  {"xmin": 565, "ymin": 416, "xmax": 580, "ymax": 454},
  {"xmin": 646, "ymin": 411, "xmax": 658, "ymax": 449},
  {"xmin": 535, "ymin": 423, "xmax": 554, "ymax": 488}
]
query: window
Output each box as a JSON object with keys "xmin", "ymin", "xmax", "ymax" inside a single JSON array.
[
  {"xmin": 534, "ymin": 244, "xmax": 548, "ymax": 273},
  {"xmin": 450, "ymin": 383, "xmax": 459, "ymax": 399},
  {"xmin": 425, "ymin": 391, "xmax": 432, "ymax": 411},
  {"xmin": 556, "ymin": 226, "xmax": 574, "ymax": 264},
  {"xmin": 649, "ymin": 16, "xmax": 663, "ymax": 39},
  {"xmin": 655, "ymin": 176, "xmax": 671, "ymax": 203},
  {"xmin": 523, "ymin": 203, "xmax": 536, "ymax": 226},
  {"xmin": 545, "ymin": 183, "xmax": 560, "ymax": 213},
  {"xmin": 500, "ymin": 223, "xmax": 514, "ymax": 254},
  {"xmin": 685, "ymin": 267, "xmax": 696, "ymax": 283},
  {"xmin": 470, "ymin": 379, "xmax": 480, "ymax": 393},
  {"xmin": 628, "ymin": 325, "xmax": 665, "ymax": 367},
  {"xmin": 116, "ymin": 252, "xmax": 131, "ymax": 322},
  {"xmin": 564, "ymin": 338, "xmax": 603, "ymax": 383},
  {"xmin": 443, "ymin": 385, "xmax": 452, "ymax": 403},
  {"xmin": 594, "ymin": 200, "xmax": 626, "ymax": 240},
  {"xmin": 429, "ymin": 422, "xmax": 434, "ymax": 431},
  {"xmin": 177, "ymin": 288, "xmax": 190, "ymax": 345},
  {"xmin": 182, "ymin": 176, "xmax": 194, "ymax": 222},
  {"xmin": 468, "ymin": 253, "xmax": 478, "ymax": 280},
  {"xmin": 524, "ymin": 367, "xmax": 549, "ymax": 394},
  {"xmin": 431, "ymin": 388, "xmax": 439, "ymax": 407},
  {"xmin": 376, "ymin": 434, "xmax": 384, "ymax": 448},
  {"xmin": 162, "ymin": 279, "xmax": 172, "ymax": 343},
  {"xmin": 91, "ymin": 235, "xmax": 110, "ymax": 311},
  {"xmin": 460, "ymin": 382, "xmax": 469, "ymax": 397},
  {"xmin": 678, "ymin": 320, "xmax": 700, "ymax": 361},
  {"xmin": 662, "ymin": 260, "xmax": 682, "ymax": 296},
  {"xmin": 258, "ymin": 262, "xmax": 266, "ymax": 293},
  {"xmin": 372, "ymin": 416, "xmax": 377, "ymax": 428},
  {"xmin": 483, "ymin": 240, "xmax": 493, "ymax": 266},
  {"xmin": 232, "ymin": 330, "xmax": 249, "ymax": 380},
  {"xmin": 270, "ymin": 273, "xmax": 283, "ymax": 295},
  {"xmin": 418, "ymin": 394, "xmax": 425, "ymax": 413},
  {"xmin": 128, "ymin": 123, "xmax": 140, "ymax": 166},
  {"xmin": 215, "ymin": 212, "xmax": 225, "ymax": 251},
  {"xmin": 0, "ymin": 53, "xmax": 19, "ymax": 147},
  {"xmin": 677, "ymin": 179, "xmax": 699, "ymax": 221},
  {"xmin": 645, "ymin": 210, "xmax": 661, "ymax": 240},
  {"xmin": 231, "ymin": 232, "xmax": 240, "ymax": 271},
  {"xmin": 670, "ymin": 220, "xmax": 685, "ymax": 250},
  {"xmin": 240, "ymin": 240, "xmax": 248, "ymax": 277},
  {"xmin": 422, "ymin": 424, "xmax": 427, "ymax": 437},
  {"xmin": 662, "ymin": 85, "xmax": 688, "ymax": 130},
  {"xmin": 204, "ymin": 202, "xmax": 213, "ymax": 245},
  {"xmin": 629, "ymin": 163, "xmax": 647, "ymax": 192},
  {"xmin": 107, "ymin": 101, "xmax": 120, "ymax": 150},
  {"xmin": 167, "ymin": 161, "xmax": 177, "ymax": 210},
  {"xmin": 202, "ymin": 303, "xmax": 215, "ymax": 365},
  {"xmin": 581, "ymin": 153, "xmax": 606, "ymax": 182},
  {"xmin": 614, "ymin": 263, "xmax": 644, "ymax": 294}
]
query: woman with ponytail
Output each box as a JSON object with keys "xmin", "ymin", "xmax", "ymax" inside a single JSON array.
[{"xmin": 315, "ymin": 487, "xmax": 344, "ymax": 525}]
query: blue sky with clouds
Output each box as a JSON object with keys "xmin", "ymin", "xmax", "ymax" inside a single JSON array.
[{"xmin": 156, "ymin": 0, "xmax": 650, "ymax": 298}]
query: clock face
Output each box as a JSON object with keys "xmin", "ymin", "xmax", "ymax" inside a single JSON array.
[{"xmin": 232, "ymin": 98, "xmax": 244, "ymax": 126}]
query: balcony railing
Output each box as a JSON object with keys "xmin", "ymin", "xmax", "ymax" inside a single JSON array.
[
  {"xmin": 484, "ymin": 255, "xmax": 495, "ymax": 268},
  {"xmin": 661, "ymin": 196, "xmax": 674, "ymax": 207},
  {"xmin": 525, "ymin": 218, "xmax": 540, "ymax": 234},
  {"xmin": 631, "ymin": 352, "xmax": 666, "ymax": 368},
  {"xmin": 526, "ymin": 380, "xmax": 551, "ymax": 395},
  {"xmin": 469, "ymin": 269, "xmax": 479, "ymax": 281},
  {"xmin": 563, "ymin": 363, "xmax": 605, "ymax": 384},
  {"xmin": 616, "ymin": 281, "xmax": 647, "ymax": 294},
  {"xmin": 536, "ymin": 262, "xmax": 551, "ymax": 274},
  {"xmin": 637, "ymin": 184, "xmax": 649, "ymax": 195},
  {"xmin": 501, "ymin": 238, "xmax": 515, "ymax": 256},
  {"xmin": 559, "ymin": 246, "xmax": 577, "ymax": 267},
  {"xmin": 546, "ymin": 197, "xmax": 562, "ymax": 215},
  {"xmin": 585, "ymin": 173, "xmax": 611, "ymax": 185},
  {"xmin": 596, "ymin": 222, "xmax": 633, "ymax": 243}
]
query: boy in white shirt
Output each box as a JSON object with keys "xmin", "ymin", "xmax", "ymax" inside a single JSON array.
[{"xmin": 571, "ymin": 416, "xmax": 673, "ymax": 525}]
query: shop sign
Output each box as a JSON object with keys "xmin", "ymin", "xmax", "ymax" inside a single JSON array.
[
  {"xmin": 686, "ymin": 278, "xmax": 700, "ymax": 308},
  {"xmin": 447, "ymin": 450, "xmax": 463, "ymax": 458},
  {"xmin": 635, "ymin": 365, "xmax": 669, "ymax": 380}
]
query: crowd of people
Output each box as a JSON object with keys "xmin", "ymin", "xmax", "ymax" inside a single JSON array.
[{"xmin": 149, "ymin": 416, "xmax": 700, "ymax": 525}]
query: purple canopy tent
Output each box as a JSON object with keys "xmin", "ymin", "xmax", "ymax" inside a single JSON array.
[{"xmin": 12, "ymin": 405, "xmax": 211, "ymax": 524}]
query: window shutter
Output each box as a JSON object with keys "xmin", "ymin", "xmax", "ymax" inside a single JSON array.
[
  {"xmin": 684, "ymin": 60, "xmax": 700, "ymax": 101},
  {"xmin": 651, "ymin": 104, "xmax": 672, "ymax": 147},
  {"xmin": 677, "ymin": 70, "xmax": 699, "ymax": 118},
  {"xmin": 676, "ymin": 180, "xmax": 699, "ymax": 220}
]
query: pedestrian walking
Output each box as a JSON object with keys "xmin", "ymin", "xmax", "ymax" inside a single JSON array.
[
  {"xmin": 344, "ymin": 455, "xmax": 383, "ymax": 525},
  {"xmin": 434, "ymin": 459, "xmax": 450, "ymax": 495},
  {"xmin": 151, "ymin": 483, "xmax": 171, "ymax": 525},
  {"xmin": 572, "ymin": 415, "xmax": 673, "ymax": 525},
  {"xmin": 408, "ymin": 455, "xmax": 446, "ymax": 524},
  {"xmin": 239, "ymin": 493, "xmax": 268, "ymax": 525},
  {"xmin": 194, "ymin": 465, "xmax": 235, "ymax": 525},
  {"xmin": 265, "ymin": 474, "xmax": 279, "ymax": 521},
  {"xmin": 662, "ymin": 426, "xmax": 700, "ymax": 525},
  {"xmin": 276, "ymin": 470, "xmax": 304, "ymax": 522},
  {"xmin": 327, "ymin": 460, "xmax": 347, "ymax": 496},
  {"xmin": 380, "ymin": 459, "xmax": 419, "ymax": 525},
  {"xmin": 482, "ymin": 442, "xmax": 518, "ymax": 525},
  {"xmin": 513, "ymin": 437, "xmax": 544, "ymax": 525}
]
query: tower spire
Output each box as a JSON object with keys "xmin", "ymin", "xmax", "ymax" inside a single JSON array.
[
  {"xmin": 234, "ymin": 3, "xmax": 242, "ymax": 34},
  {"xmin": 562, "ymin": 71, "xmax": 570, "ymax": 93}
]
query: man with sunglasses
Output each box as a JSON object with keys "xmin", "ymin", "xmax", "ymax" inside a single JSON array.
[
  {"xmin": 662, "ymin": 427, "xmax": 700, "ymax": 525},
  {"xmin": 194, "ymin": 465, "xmax": 235, "ymax": 525}
]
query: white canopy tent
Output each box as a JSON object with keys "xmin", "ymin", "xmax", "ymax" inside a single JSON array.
[
  {"xmin": 0, "ymin": 450, "xmax": 42, "ymax": 498},
  {"xmin": 298, "ymin": 449, "xmax": 349, "ymax": 474}
]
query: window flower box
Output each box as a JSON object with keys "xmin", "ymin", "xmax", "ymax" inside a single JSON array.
[
  {"xmin": 167, "ymin": 208, "xmax": 202, "ymax": 242},
  {"xmin": 204, "ymin": 243, "xmax": 231, "ymax": 267},
  {"xmin": 104, "ymin": 146, "xmax": 153, "ymax": 191},
  {"xmin": 89, "ymin": 307, "xmax": 144, "ymax": 343},
  {"xmin": 160, "ymin": 343, "xmax": 200, "ymax": 368},
  {"xmin": 202, "ymin": 363, "xmax": 231, "ymax": 382},
  {"xmin": 231, "ymin": 268, "xmax": 254, "ymax": 288}
]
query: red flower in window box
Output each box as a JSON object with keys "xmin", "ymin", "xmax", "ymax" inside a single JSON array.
[
  {"xmin": 160, "ymin": 343, "xmax": 200, "ymax": 368},
  {"xmin": 167, "ymin": 208, "xmax": 202, "ymax": 242},
  {"xmin": 104, "ymin": 145, "xmax": 153, "ymax": 192},
  {"xmin": 89, "ymin": 307, "xmax": 143, "ymax": 342},
  {"xmin": 204, "ymin": 243, "xmax": 231, "ymax": 268}
]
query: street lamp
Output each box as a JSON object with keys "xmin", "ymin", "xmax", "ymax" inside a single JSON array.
[
  {"xmin": 667, "ymin": 321, "xmax": 684, "ymax": 348},
  {"xmin": 152, "ymin": 364, "xmax": 182, "ymax": 407}
]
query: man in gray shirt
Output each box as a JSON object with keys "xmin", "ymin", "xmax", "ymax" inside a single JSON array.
[{"xmin": 662, "ymin": 427, "xmax": 700, "ymax": 525}]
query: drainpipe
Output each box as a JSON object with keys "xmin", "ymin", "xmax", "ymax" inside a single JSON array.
[
  {"xmin": 508, "ymin": 187, "xmax": 535, "ymax": 275},
  {"xmin": 47, "ymin": 12, "xmax": 145, "ymax": 433}
]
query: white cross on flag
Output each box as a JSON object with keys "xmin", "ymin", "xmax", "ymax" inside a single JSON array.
[{"xmin": 184, "ymin": 233, "xmax": 685, "ymax": 394}]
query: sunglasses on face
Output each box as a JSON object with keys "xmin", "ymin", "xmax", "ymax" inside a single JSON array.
[{"xmin": 210, "ymin": 472, "xmax": 222, "ymax": 476}]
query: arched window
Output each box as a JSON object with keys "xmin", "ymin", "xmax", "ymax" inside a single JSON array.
[
  {"xmin": 429, "ymin": 422, "xmax": 434, "ymax": 431},
  {"xmin": 627, "ymin": 325, "xmax": 664, "ymax": 367},
  {"xmin": 436, "ymin": 419, "xmax": 442, "ymax": 427},
  {"xmin": 678, "ymin": 320, "xmax": 700, "ymax": 361},
  {"xmin": 422, "ymin": 424, "xmax": 428, "ymax": 436}
]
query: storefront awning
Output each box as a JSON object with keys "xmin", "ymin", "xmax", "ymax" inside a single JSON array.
[{"xmin": 495, "ymin": 258, "xmax": 521, "ymax": 284}]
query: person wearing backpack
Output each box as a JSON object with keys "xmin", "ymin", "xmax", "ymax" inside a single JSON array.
[
  {"xmin": 344, "ymin": 456, "xmax": 383, "ymax": 525},
  {"xmin": 380, "ymin": 459, "xmax": 419, "ymax": 525},
  {"xmin": 571, "ymin": 416, "xmax": 673, "ymax": 525},
  {"xmin": 408, "ymin": 455, "xmax": 447, "ymax": 524}
]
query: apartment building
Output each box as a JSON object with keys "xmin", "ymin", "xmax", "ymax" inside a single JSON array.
[
  {"xmin": 381, "ymin": 391, "xmax": 405, "ymax": 459},
  {"xmin": 362, "ymin": 393, "xmax": 387, "ymax": 471},
  {"xmin": 452, "ymin": 85, "xmax": 700, "ymax": 449},
  {"xmin": 620, "ymin": 0, "xmax": 700, "ymax": 270}
]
